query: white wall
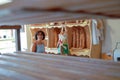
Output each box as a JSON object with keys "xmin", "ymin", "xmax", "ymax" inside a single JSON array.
[
  {"xmin": 25, "ymin": 25, "xmax": 32, "ymax": 51},
  {"xmin": 102, "ymin": 19, "xmax": 120, "ymax": 54}
]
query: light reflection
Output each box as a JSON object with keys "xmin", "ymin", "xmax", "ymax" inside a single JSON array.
[{"xmin": 0, "ymin": 0, "xmax": 12, "ymax": 5}]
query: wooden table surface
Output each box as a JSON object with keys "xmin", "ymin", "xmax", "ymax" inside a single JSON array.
[{"xmin": 0, "ymin": 52, "xmax": 120, "ymax": 80}]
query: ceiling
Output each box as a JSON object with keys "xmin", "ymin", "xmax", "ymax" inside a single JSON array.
[{"xmin": 0, "ymin": 0, "xmax": 120, "ymax": 25}]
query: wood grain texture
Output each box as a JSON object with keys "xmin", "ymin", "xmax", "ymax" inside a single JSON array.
[
  {"xmin": 0, "ymin": 52, "xmax": 120, "ymax": 80},
  {"xmin": 0, "ymin": 0, "xmax": 120, "ymax": 25},
  {"xmin": 0, "ymin": 25, "xmax": 21, "ymax": 29}
]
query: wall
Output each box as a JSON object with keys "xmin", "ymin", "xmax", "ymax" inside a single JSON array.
[
  {"xmin": 25, "ymin": 25, "xmax": 32, "ymax": 51},
  {"xmin": 102, "ymin": 19, "xmax": 120, "ymax": 54}
]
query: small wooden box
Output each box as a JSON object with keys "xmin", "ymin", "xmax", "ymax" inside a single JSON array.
[{"xmin": 102, "ymin": 53, "xmax": 113, "ymax": 60}]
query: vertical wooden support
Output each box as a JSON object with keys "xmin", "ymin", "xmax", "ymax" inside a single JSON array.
[{"xmin": 15, "ymin": 28, "xmax": 21, "ymax": 51}]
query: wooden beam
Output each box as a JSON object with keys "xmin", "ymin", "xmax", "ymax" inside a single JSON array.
[
  {"xmin": 0, "ymin": 52, "xmax": 120, "ymax": 80},
  {"xmin": 0, "ymin": 25, "xmax": 21, "ymax": 29}
]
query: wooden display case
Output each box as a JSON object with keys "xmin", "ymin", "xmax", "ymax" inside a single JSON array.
[{"xmin": 29, "ymin": 19, "xmax": 103, "ymax": 59}]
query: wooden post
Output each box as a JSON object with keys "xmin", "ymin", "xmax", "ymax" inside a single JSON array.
[{"xmin": 15, "ymin": 28, "xmax": 21, "ymax": 51}]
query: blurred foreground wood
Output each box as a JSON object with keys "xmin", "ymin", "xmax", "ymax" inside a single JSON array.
[{"xmin": 0, "ymin": 52, "xmax": 120, "ymax": 80}]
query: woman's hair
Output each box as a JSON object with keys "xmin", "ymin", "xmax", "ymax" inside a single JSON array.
[{"xmin": 35, "ymin": 30, "xmax": 45, "ymax": 40}]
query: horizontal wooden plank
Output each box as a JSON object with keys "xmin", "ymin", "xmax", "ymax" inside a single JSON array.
[
  {"xmin": 0, "ymin": 25, "xmax": 21, "ymax": 29},
  {"xmin": 0, "ymin": 52, "xmax": 120, "ymax": 80}
]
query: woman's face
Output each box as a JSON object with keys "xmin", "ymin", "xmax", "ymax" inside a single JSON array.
[{"xmin": 37, "ymin": 32, "xmax": 43, "ymax": 40}]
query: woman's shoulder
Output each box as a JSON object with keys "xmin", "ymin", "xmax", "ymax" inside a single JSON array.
[
  {"xmin": 42, "ymin": 40, "xmax": 45, "ymax": 45},
  {"xmin": 33, "ymin": 40, "xmax": 38, "ymax": 45},
  {"xmin": 33, "ymin": 40, "xmax": 45, "ymax": 45}
]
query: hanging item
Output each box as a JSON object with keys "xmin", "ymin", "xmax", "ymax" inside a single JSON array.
[
  {"xmin": 97, "ymin": 19, "xmax": 104, "ymax": 41},
  {"xmin": 54, "ymin": 27, "xmax": 61, "ymax": 47},
  {"xmin": 57, "ymin": 26, "xmax": 70, "ymax": 55},
  {"xmin": 84, "ymin": 25, "xmax": 91, "ymax": 49},
  {"xmin": 72, "ymin": 27, "xmax": 76, "ymax": 48},
  {"xmin": 76, "ymin": 27, "xmax": 80, "ymax": 48},
  {"xmin": 47, "ymin": 27, "xmax": 56, "ymax": 48},
  {"xmin": 92, "ymin": 19, "xmax": 100, "ymax": 45},
  {"xmin": 79, "ymin": 27, "xmax": 86, "ymax": 49}
]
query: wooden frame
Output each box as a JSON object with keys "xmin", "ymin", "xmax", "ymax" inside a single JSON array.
[{"xmin": 0, "ymin": 25, "xmax": 21, "ymax": 51}]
